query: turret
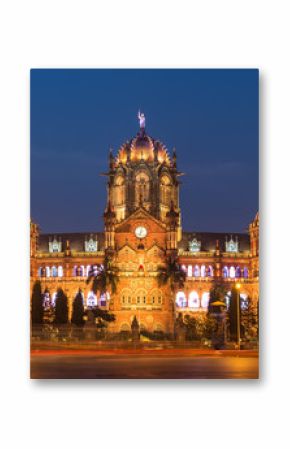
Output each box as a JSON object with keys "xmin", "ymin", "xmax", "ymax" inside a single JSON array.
[
  {"xmin": 166, "ymin": 201, "xmax": 179, "ymax": 252},
  {"xmin": 104, "ymin": 200, "xmax": 116, "ymax": 250}
]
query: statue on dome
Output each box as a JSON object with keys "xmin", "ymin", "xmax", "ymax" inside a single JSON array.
[{"xmin": 138, "ymin": 110, "xmax": 146, "ymax": 129}]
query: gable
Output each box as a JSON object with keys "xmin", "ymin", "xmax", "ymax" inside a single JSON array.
[{"xmin": 115, "ymin": 208, "xmax": 166, "ymax": 234}]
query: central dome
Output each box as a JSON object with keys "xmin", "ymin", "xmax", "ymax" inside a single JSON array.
[{"xmin": 116, "ymin": 131, "xmax": 171, "ymax": 166}]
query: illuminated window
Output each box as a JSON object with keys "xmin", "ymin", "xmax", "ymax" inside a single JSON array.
[
  {"xmin": 85, "ymin": 238, "xmax": 98, "ymax": 252},
  {"xmin": 43, "ymin": 291, "xmax": 50, "ymax": 309},
  {"xmin": 58, "ymin": 266, "xmax": 63, "ymax": 277},
  {"xmin": 225, "ymin": 236, "xmax": 239, "ymax": 252},
  {"xmin": 194, "ymin": 265, "xmax": 200, "ymax": 277},
  {"xmin": 229, "ymin": 266, "xmax": 236, "ymax": 278},
  {"xmin": 243, "ymin": 267, "xmax": 249, "ymax": 278},
  {"xmin": 201, "ymin": 292, "xmax": 210, "ymax": 309},
  {"xmin": 235, "ymin": 266, "xmax": 241, "ymax": 278},
  {"xmin": 51, "ymin": 266, "xmax": 57, "ymax": 277},
  {"xmin": 86, "ymin": 265, "xmax": 91, "ymax": 276},
  {"xmin": 208, "ymin": 266, "xmax": 214, "ymax": 277},
  {"xmin": 51, "ymin": 292, "xmax": 57, "ymax": 307},
  {"xmin": 87, "ymin": 291, "xmax": 97, "ymax": 307},
  {"xmin": 188, "ymin": 291, "xmax": 200, "ymax": 309},
  {"xmin": 201, "ymin": 265, "xmax": 206, "ymax": 277},
  {"xmin": 49, "ymin": 237, "xmax": 62, "ymax": 253},
  {"xmin": 38, "ymin": 267, "xmax": 43, "ymax": 277},
  {"xmin": 176, "ymin": 291, "xmax": 187, "ymax": 308},
  {"xmin": 189, "ymin": 238, "xmax": 201, "ymax": 252},
  {"xmin": 223, "ymin": 266, "xmax": 229, "ymax": 278},
  {"xmin": 181, "ymin": 264, "xmax": 187, "ymax": 274},
  {"xmin": 188, "ymin": 265, "xmax": 192, "ymax": 277},
  {"xmin": 100, "ymin": 293, "xmax": 107, "ymax": 307},
  {"xmin": 45, "ymin": 266, "xmax": 50, "ymax": 277}
]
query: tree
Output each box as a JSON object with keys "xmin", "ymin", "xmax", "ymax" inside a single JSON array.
[
  {"xmin": 86, "ymin": 256, "xmax": 119, "ymax": 300},
  {"xmin": 207, "ymin": 283, "xmax": 227, "ymax": 313},
  {"xmin": 228, "ymin": 286, "xmax": 239, "ymax": 341},
  {"xmin": 54, "ymin": 288, "xmax": 68, "ymax": 325},
  {"xmin": 71, "ymin": 290, "xmax": 85, "ymax": 326},
  {"xmin": 31, "ymin": 281, "xmax": 43, "ymax": 325},
  {"xmin": 157, "ymin": 255, "xmax": 186, "ymax": 311},
  {"xmin": 240, "ymin": 295, "xmax": 259, "ymax": 340},
  {"xmin": 207, "ymin": 282, "xmax": 227, "ymax": 348}
]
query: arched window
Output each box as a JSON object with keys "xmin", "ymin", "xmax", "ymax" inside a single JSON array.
[
  {"xmin": 160, "ymin": 175, "xmax": 172, "ymax": 206},
  {"xmin": 188, "ymin": 291, "xmax": 200, "ymax": 309},
  {"xmin": 135, "ymin": 171, "xmax": 150, "ymax": 205},
  {"xmin": 45, "ymin": 266, "xmax": 50, "ymax": 277},
  {"xmin": 235, "ymin": 266, "xmax": 241, "ymax": 278},
  {"xmin": 229, "ymin": 266, "xmax": 236, "ymax": 278},
  {"xmin": 208, "ymin": 265, "xmax": 214, "ymax": 277},
  {"xmin": 38, "ymin": 267, "xmax": 43, "ymax": 277},
  {"xmin": 201, "ymin": 292, "xmax": 210, "ymax": 309},
  {"xmin": 43, "ymin": 290, "xmax": 50, "ymax": 309},
  {"xmin": 120, "ymin": 323, "xmax": 130, "ymax": 332},
  {"xmin": 121, "ymin": 289, "xmax": 132, "ymax": 305},
  {"xmin": 201, "ymin": 265, "xmax": 206, "ymax": 277},
  {"xmin": 58, "ymin": 266, "xmax": 63, "ymax": 277},
  {"xmin": 176, "ymin": 291, "xmax": 187, "ymax": 308},
  {"xmin": 187, "ymin": 265, "xmax": 192, "ymax": 277},
  {"xmin": 51, "ymin": 266, "xmax": 57, "ymax": 277},
  {"xmin": 223, "ymin": 266, "xmax": 229, "ymax": 278},
  {"xmin": 243, "ymin": 267, "xmax": 249, "ymax": 278},
  {"xmin": 87, "ymin": 291, "xmax": 97, "ymax": 308},
  {"xmin": 194, "ymin": 265, "xmax": 200, "ymax": 277},
  {"xmin": 114, "ymin": 175, "xmax": 125, "ymax": 206},
  {"xmin": 136, "ymin": 289, "xmax": 146, "ymax": 305},
  {"xmin": 86, "ymin": 265, "xmax": 91, "ymax": 277},
  {"xmin": 51, "ymin": 292, "xmax": 57, "ymax": 307}
]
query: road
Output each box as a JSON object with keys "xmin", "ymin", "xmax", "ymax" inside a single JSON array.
[{"xmin": 31, "ymin": 352, "xmax": 259, "ymax": 379}]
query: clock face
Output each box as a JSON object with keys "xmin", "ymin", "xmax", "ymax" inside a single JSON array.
[{"xmin": 135, "ymin": 226, "xmax": 147, "ymax": 239}]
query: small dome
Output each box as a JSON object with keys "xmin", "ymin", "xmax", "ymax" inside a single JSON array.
[{"xmin": 116, "ymin": 132, "xmax": 171, "ymax": 166}]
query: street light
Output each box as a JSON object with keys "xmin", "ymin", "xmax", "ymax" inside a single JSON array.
[{"xmin": 236, "ymin": 283, "xmax": 241, "ymax": 350}]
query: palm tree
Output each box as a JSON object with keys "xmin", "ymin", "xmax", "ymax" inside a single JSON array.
[
  {"xmin": 157, "ymin": 255, "xmax": 186, "ymax": 311},
  {"xmin": 86, "ymin": 255, "xmax": 119, "ymax": 301}
]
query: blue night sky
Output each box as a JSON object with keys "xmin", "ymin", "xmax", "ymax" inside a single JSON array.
[{"xmin": 31, "ymin": 69, "xmax": 258, "ymax": 234}]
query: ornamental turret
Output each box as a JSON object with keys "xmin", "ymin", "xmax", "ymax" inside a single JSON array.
[
  {"xmin": 104, "ymin": 113, "xmax": 182, "ymax": 238},
  {"xmin": 104, "ymin": 200, "xmax": 116, "ymax": 250}
]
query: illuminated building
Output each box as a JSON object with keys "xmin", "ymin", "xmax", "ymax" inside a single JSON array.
[{"xmin": 30, "ymin": 114, "xmax": 259, "ymax": 334}]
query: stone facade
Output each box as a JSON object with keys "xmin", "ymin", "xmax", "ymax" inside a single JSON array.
[{"xmin": 30, "ymin": 119, "xmax": 259, "ymax": 334}]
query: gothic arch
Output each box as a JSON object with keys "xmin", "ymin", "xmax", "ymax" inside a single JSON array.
[
  {"xmin": 135, "ymin": 288, "xmax": 147, "ymax": 305},
  {"xmin": 120, "ymin": 288, "xmax": 133, "ymax": 305},
  {"xmin": 114, "ymin": 174, "xmax": 125, "ymax": 206},
  {"xmin": 134, "ymin": 170, "xmax": 151, "ymax": 205}
]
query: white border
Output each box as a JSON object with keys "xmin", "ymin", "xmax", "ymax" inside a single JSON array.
[{"xmin": 1, "ymin": 1, "xmax": 289, "ymax": 448}]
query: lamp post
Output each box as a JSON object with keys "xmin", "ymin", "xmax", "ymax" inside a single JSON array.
[{"xmin": 236, "ymin": 283, "xmax": 241, "ymax": 350}]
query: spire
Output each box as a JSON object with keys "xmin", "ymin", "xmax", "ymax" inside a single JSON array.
[
  {"xmin": 172, "ymin": 147, "xmax": 177, "ymax": 167},
  {"xmin": 109, "ymin": 147, "xmax": 114, "ymax": 170},
  {"xmin": 104, "ymin": 199, "xmax": 116, "ymax": 221}
]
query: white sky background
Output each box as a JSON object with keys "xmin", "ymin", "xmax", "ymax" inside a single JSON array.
[{"xmin": 0, "ymin": 1, "xmax": 289, "ymax": 448}]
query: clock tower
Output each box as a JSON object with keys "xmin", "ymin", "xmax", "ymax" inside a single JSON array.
[{"xmin": 102, "ymin": 113, "xmax": 182, "ymax": 333}]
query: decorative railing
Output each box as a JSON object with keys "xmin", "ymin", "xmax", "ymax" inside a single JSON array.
[
  {"xmin": 178, "ymin": 250, "xmax": 251, "ymax": 258},
  {"xmin": 36, "ymin": 251, "xmax": 105, "ymax": 258}
]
